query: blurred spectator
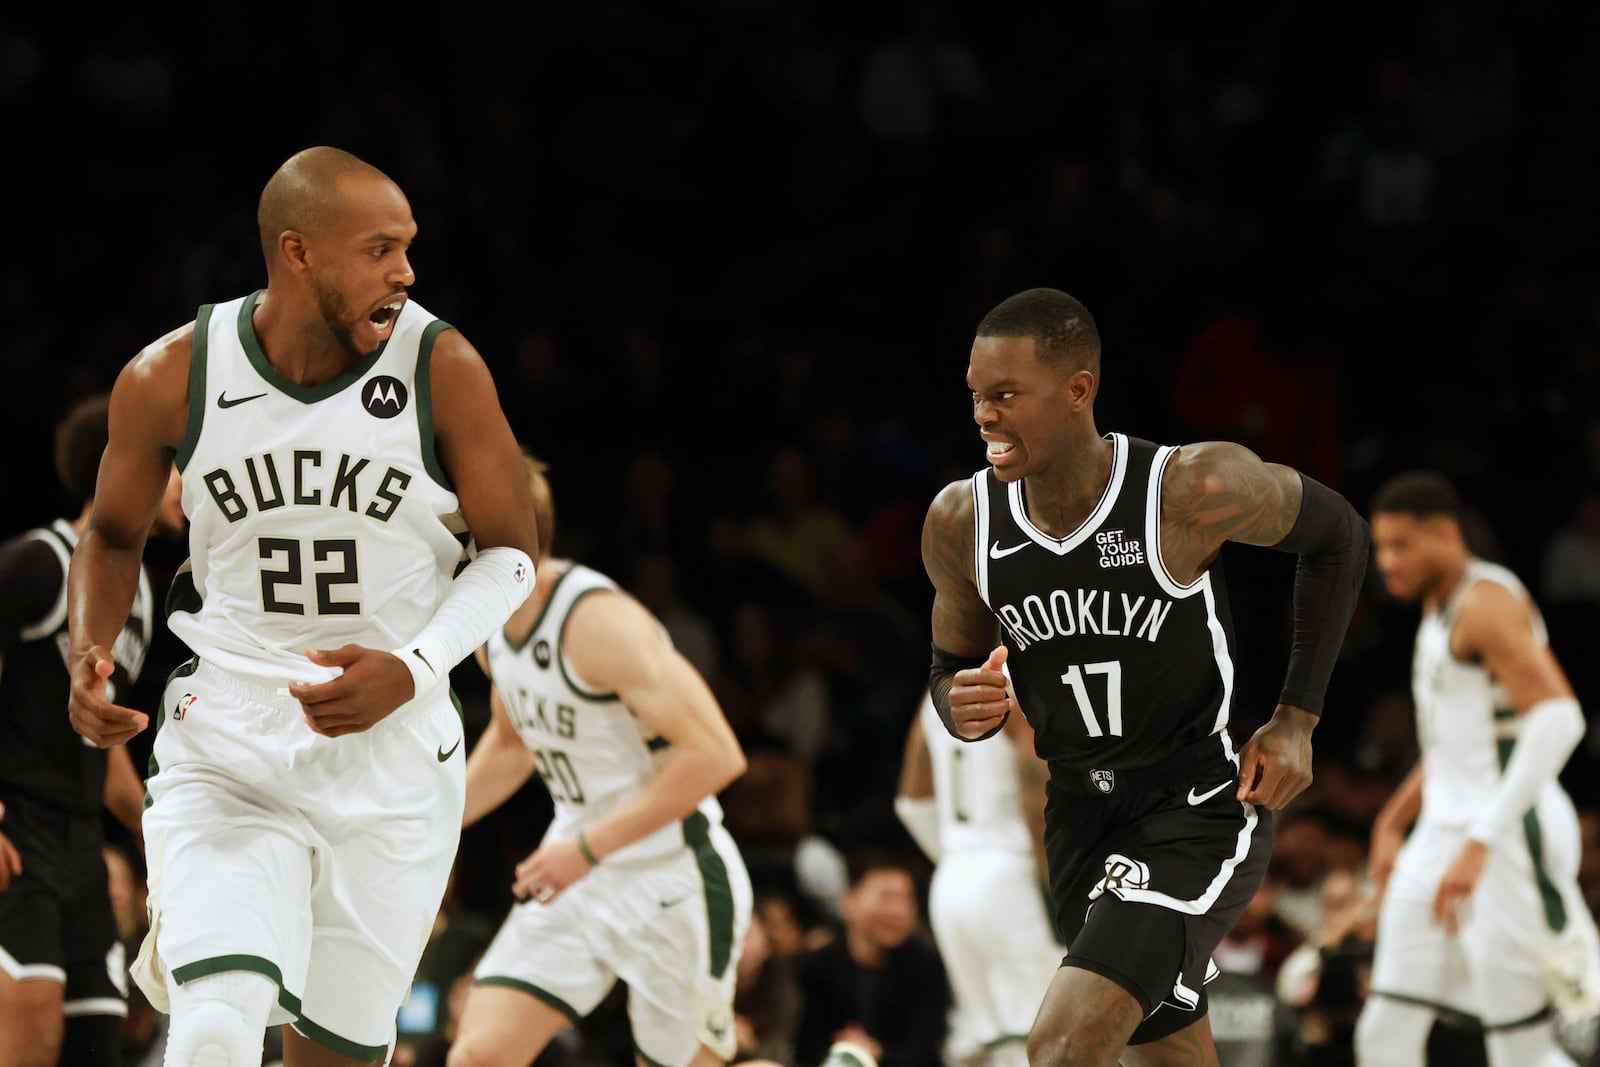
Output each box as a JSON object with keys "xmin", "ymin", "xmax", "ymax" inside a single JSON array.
[
  {"xmin": 630, "ymin": 550, "xmax": 722, "ymax": 683},
  {"xmin": 722, "ymin": 750, "xmax": 850, "ymax": 927},
  {"xmin": 733, "ymin": 906, "xmax": 804, "ymax": 1065},
  {"xmin": 715, "ymin": 600, "xmax": 832, "ymax": 764},
  {"xmin": 1275, "ymin": 868, "xmax": 1378, "ymax": 1067},
  {"xmin": 793, "ymin": 853, "xmax": 950, "ymax": 1067},
  {"xmin": 746, "ymin": 447, "xmax": 855, "ymax": 590}
]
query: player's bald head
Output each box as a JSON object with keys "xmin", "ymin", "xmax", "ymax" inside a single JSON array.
[{"xmin": 257, "ymin": 147, "xmax": 396, "ymax": 262}]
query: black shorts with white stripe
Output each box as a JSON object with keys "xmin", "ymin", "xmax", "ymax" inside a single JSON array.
[
  {"xmin": 1043, "ymin": 733, "xmax": 1274, "ymax": 1045},
  {"xmin": 0, "ymin": 796, "xmax": 126, "ymax": 1017}
]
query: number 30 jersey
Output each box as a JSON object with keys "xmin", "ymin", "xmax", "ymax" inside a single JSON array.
[
  {"xmin": 170, "ymin": 292, "xmax": 467, "ymax": 687},
  {"xmin": 971, "ymin": 434, "xmax": 1240, "ymax": 769},
  {"xmin": 483, "ymin": 561, "xmax": 728, "ymax": 864}
]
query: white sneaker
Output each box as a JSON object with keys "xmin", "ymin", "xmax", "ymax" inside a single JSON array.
[
  {"xmin": 824, "ymin": 1041, "xmax": 880, "ymax": 1067},
  {"xmin": 1535, "ymin": 936, "xmax": 1600, "ymax": 1024}
]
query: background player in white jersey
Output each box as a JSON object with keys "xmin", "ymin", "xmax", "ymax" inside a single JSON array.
[
  {"xmin": 447, "ymin": 452, "xmax": 751, "ymax": 1067},
  {"xmin": 1355, "ymin": 470, "xmax": 1600, "ymax": 1067},
  {"xmin": 894, "ymin": 693, "xmax": 1060, "ymax": 1067},
  {"xmin": 65, "ymin": 147, "xmax": 540, "ymax": 1066}
]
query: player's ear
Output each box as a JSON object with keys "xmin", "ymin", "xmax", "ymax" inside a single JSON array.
[
  {"xmin": 1067, "ymin": 368, "xmax": 1096, "ymax": 411},
  {"xmin": 279, "ymin": 230, "xmax": 311, "ymax": 273}
]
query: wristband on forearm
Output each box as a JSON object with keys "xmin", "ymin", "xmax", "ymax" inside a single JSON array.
[
  {"xmin": 1271, "ymin": 475, "xmax": 1371, "ymax": 715},
  {"xmin": 928, "ymin": 642, "xmax": 1005, "ymax": 742},
  {"xmin": 1469, "ymin": 697, "xmax": 1585, "ymax": 844},
  {"xmin": 393, "ymin": 546, "xmax": 535, "ymax": 697}
]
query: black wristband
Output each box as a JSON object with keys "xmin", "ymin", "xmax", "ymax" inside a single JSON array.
[
  {"xmin": 1271, "ymin": 475, "xmax": 1371, "ymax": 715},
  {"xmin": 929, "ymin": 643, "xmax": 1007, "ymax": 742}
]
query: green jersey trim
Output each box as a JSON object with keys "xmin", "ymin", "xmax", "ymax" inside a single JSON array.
[
  {"xmin": 175, "ymin": 304, "xmax": 213, "ymax": 472},
  {"xmin": 557, "ymin": 587, "xmax": 623, "ymax": 703},
  {"xmin": 502, "ymin": 563, "xmax": 575, "ymax": 652},
  {"xmin": 236, "ymin": 290, "xmax": 386, "ymax": 404},
  {"xmin": 416, "ymin": 319, "xmax": 454, "ymax": 489}
]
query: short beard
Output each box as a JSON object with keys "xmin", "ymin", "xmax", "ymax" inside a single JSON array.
[{"xmin": 311, "ymin": 277, "xmax": 376, "ymax": 360}]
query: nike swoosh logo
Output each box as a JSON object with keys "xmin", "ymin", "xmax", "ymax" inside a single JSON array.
[
  {"xmin": 437, "ymin": 738, "xmax": 461, "ymax": 762},
  {"xmin": 990, "ymin": 540, "xmax": 1030, "ymax": 559},
  {"xmin": 413, "ymin": 648, "xmax": 435, "ymax": 673},
  {"xmin": 217, "ymin": 391, "xmax": 267, "ymax": 409},
  {"xmin": 1186, "ymin": 780, "xmax": 1232, "ymax": 806},
  {"xmin": 659, "ymin": 895, "xmax": 690, "ymax": 909}
]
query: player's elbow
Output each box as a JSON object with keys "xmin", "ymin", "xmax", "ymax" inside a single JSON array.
[{"xmin": 699, "ymin": 734, "xmax": 747, "ymax": 793}]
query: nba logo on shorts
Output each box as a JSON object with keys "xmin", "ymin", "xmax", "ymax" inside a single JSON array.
[
  {"xmin": 1090, "ymin": 769, "xmax": 1115, "ymax": 794},
  {"xmin": 174, "ymin": 693, "xmax": 198, "ymax": 721},
  {"xmin": 514, "ymin": 561, "xmax": 527, "ymax": 583}
]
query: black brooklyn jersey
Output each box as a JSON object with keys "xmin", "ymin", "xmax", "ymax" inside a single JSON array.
[
  {"xmin": 974, "ymin": 434, "xmax": 1239, "ymax": 768},
  {"xmin": 0, "ymin": 521, "xmax": 154, "ymax": 817}
]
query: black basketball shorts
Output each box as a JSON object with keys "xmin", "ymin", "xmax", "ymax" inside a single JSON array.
[
  {"xmin": 1043, "ymin": 734, "xmax": 1274, "ymax": 1045},
  {"xmin": 0, "ymin": 796, "xmax": 126, "ymax": 1016}
]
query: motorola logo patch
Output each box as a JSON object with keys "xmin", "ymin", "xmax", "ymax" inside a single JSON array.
[
  {"xmin": 533, "ymin": 639, "xmax": 552, "ymax": 668},
  {"xmin": 363, "ymin": 375, "xmax": 408, "ymax": 418}
]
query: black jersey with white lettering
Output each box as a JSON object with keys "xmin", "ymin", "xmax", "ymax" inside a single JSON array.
[
  {"xmin": 972, "ymin": 434, "xmax": 1240, "ymax": 769},
  {"xmin": 0, "ymin": 521, "xmax": 154, "ymax": 817}
]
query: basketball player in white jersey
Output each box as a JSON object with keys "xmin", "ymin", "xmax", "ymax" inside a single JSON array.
[
  {"xmin": 895, "ymin": 694, "xmax": 1060, "ymax": 1067},
  {"xmin": 446, "ymin": 453, "xmax": 752, "ymax": 1067},
  {"xmin": 65, "ymin": 147, "xmax": 540, "ymax": 1066},
  {"xmin": 1355, "ymin": 470, "xmax": 1600, "ymax": 1067}
]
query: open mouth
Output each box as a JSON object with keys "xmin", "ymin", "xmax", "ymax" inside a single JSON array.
[{"xmin": 369, "ymin": 297, "xmax": 406, "ymax": 330}]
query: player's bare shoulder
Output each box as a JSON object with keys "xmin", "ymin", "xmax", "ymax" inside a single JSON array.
[
  {"xmin": 922, "ymin": 478, "xmax": 978, "ymax": 590},
  {"xmin": 1159, "ymin": 440, "xmax": 1304, "ymax": 581},
  {"xmin": 1449, "ymin": 576, "xmax": 1538, "ymax": 656},
  {"xmin": 115, "ymin": 320, "xmax": 198, "ymax": 450}
]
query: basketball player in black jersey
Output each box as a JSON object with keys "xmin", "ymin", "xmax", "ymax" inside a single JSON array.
[
  {"xmin": 0, "ymin": 393, "xmax": 168, "ymax": 1066},
  {"xmin": 922, "ymin": 289, "xmax": 1369, "ymax": 1067}
]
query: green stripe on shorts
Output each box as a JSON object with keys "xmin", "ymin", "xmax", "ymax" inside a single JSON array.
[
  {"xmin": 1495, "ymin": 735, "xmax": 1569, "ymax": 932},
  {"xmin": 684, "ymin": 810, "xmax": 735, "ymax": 979}
]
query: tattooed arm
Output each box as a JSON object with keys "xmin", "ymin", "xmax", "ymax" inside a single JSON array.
[
  {"xmin": 1160, "ymin": 442, "xmax": 1369, "ymax": 809},
  {"xmin": 922, "ymin": 480, "xmax": 1009, "ymax": 740}
]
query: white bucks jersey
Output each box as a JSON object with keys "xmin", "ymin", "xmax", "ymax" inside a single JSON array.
[
  {"xmin": 484, "ymin": 562, "xmax": 726, "ymax": 864},
  {"xmin": 918, "ymin": 695, "xmax": 1034, "ymax": 857},
  {"xmin": 170, "ymin": 292, "xmax": 466, "ymax": 686},
  {"xmin": 1414, "ymin": 560, "xmax": 1553, "ymax": 832}
]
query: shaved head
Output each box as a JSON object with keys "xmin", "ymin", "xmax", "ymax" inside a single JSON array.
[{"xmin": 257, "ymin": 146, "xmax": 396, "ymax": 264}]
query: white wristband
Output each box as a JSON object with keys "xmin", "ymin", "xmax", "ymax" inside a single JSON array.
[
  {"xmin": 1468, "ymin": 696, "xmax": 1584, "ymax": 845},
  {"xmin": 392, "ymin": 646, "xmax": 441, "ymax": 699}
]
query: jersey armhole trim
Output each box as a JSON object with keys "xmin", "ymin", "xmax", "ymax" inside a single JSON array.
[
  {"xmin": 17, "ymin": 527, "xmax": 70, "ymax": 642},
  {"xmin": 174, "ymin": 303, "xmax": 214, "ymax": 472},
  {"xmin": 557, "ymin": 586, "xmax": 624, "ymax": 703},
  {"xmin": 416, "ymin": 319, "xmax": 455, "ymax": 490},
  {"xmin": 1145, "ymin": 445, "xmax": 1205, "ymax": 600},
  {"xmin": 972, "ymin": 471, "xmax": 991, "ymax": 605}
]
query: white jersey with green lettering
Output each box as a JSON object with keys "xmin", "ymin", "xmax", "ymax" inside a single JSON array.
[
  {"xmin": 1413, "ymin": 559, "xmax": 1556, "ymax": 833},
  {"xmin": 918, "ymin": 694, "xmax": 1035, "ymax": 857},
  {"xmin": 169, "ymin": 291, "xmax": 468, "ymax": 688},
  {"xmin": 483, "ymin": 561, "xmax": 726, "ymax": 864}
]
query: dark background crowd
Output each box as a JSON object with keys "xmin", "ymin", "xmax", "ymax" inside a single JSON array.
[{"xmin": 5, "ymin": 2, "xmax": 1600, "ymax": 1064}]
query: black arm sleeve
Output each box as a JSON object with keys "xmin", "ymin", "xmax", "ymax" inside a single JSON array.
[
  {"xmin": 929, "ymin": 643, "xmax": 1006, "ymax": 742},
  {"xmin": 1270, "ymin": 475, "xmax": 1371, "ymax": 715},
  {"xmin": 0, "ymin": 536, "xmax": 65, "ymax": 652}
]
